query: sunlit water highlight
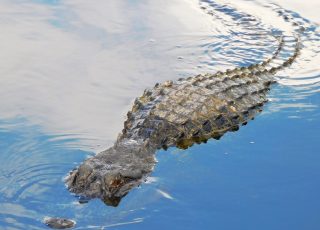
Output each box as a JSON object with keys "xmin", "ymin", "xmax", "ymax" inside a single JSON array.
[{"xmin": 0, "ymin": 0, "xmax": 319, "ymax": 229}]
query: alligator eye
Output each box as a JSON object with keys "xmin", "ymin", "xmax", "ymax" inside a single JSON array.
[{"xmin": 110, "ymin": 178, "xmax": 124, "ymax": 188}]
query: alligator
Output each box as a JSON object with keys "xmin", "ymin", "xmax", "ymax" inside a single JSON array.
[
  {"xmin": 64, "ymin": 8, "xmax": 303, "ymax": 210},
  {"xmin": 48, "ymin": 29, "xmax": 300, "ymax": 226}
]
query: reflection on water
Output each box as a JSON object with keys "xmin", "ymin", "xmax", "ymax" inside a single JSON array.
[{"xmin": 0, "ymin": 0, "xmax": 319, "ymax": 229}]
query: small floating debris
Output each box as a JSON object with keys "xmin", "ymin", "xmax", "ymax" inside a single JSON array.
[{"xmin": 44, "ymin": 217, "xmax": 76, "ymax": 229}]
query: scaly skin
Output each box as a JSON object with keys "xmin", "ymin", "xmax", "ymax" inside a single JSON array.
[{"xmin": 65, "ymin": 7, "xmax": 303, "ymax": 207}]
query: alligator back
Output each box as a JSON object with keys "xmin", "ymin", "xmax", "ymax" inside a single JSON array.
[{"xmin": 121, "ymin": 36, "xmax": 300, "ymax": 150}]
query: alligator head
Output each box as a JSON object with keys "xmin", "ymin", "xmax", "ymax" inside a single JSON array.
[{"xmin": 65, "ymin": 139, "xmax": 156, "ymax": 207}]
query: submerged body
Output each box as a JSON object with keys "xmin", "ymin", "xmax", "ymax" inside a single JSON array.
[{"xmin": 65, "ymin": 3, "xmax": 303, "ymax": 208}]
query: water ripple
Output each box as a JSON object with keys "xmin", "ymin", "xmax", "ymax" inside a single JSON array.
[{"xmin": 0, "ymin": 0, "xmax": 319, "ymax": 229}]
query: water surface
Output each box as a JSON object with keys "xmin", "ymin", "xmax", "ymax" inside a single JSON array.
[{"xmin": 0, "ymin": 0, "xmax": 319, "ymax": 229}]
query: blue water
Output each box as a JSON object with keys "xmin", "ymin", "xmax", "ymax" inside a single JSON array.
[{"xmin": 0, "ymin": 0, "xmax": 319, "ymax": 229}]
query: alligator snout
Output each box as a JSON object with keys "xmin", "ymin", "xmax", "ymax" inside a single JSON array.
[
  {"xmin": 66, "ymin": 157, "xmax": 144, "ymax": 207},
  {"xmin": 66, "ymin": 160, "xmax": 102, "ymax": 197}
]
